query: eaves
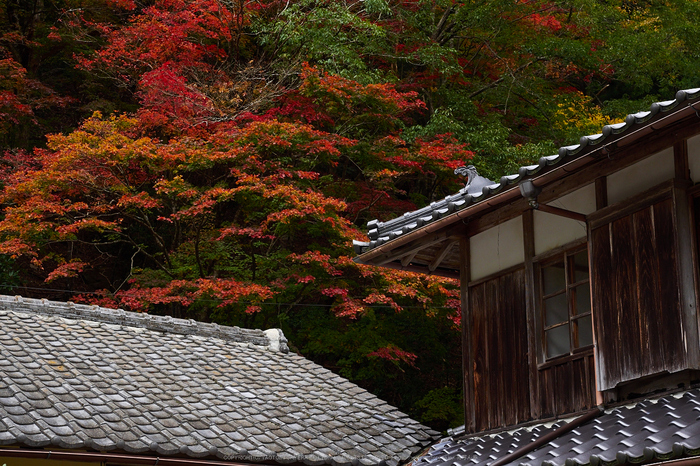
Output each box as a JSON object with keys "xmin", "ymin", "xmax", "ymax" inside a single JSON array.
[{"xmin": 354, "ymin": 88, "xmax": 700, "ymax": 272}]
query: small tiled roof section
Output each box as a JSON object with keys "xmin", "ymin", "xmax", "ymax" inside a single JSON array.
[
  {"xmin": 354, "ymin": 88, "xmax": 700, "ymax": 254},
  {"xmin": 0, "ymin": 295, "xmax": 438, "ymax": 466},
  {"xmin": 413, "ymin": 390, "xmax": 700, "ymax": 466}
]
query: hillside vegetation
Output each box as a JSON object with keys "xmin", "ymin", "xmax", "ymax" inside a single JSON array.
[{"xmin": 1, "ymin": 0, "xmax": 699, "ymax": 431}]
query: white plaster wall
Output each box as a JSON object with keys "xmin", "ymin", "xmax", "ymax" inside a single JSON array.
[
  {"xmin": 470, "ymin": 215, "xmax": 524, "ymax": 281},
  {"xmin": 534, "ymin": 183, "xmax": 594, "ymax": 255},
  {"xmin": 606, "ymin": 147, "xmax": 675, "ymax": 205},
  {"xmin": 688, "ymin": 134, "xmax": 700, "ymax": 182}
]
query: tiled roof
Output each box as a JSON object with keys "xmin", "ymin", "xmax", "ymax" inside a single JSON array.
[
  {"xmin": 354, "ymin": 88, "xmax": 700, "ymax": 254},
  {"xmin": 0, "ymin": 295, "xmax": 438, "ymax": 466},
  {"xmin": 414, "ymin": 390, "xmax": 700, "ymax": 466}
]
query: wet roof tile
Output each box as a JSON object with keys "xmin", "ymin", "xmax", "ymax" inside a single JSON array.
[
  {"xmin": 0, "ymin": 295, "xmax": 438, "ymax": 466},
  {"xmin": 414, "ymin": 390, "xmax": 700, "ymax": 466}
]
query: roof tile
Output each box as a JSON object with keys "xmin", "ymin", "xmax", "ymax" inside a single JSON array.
[{"xmin": 0, "ymin": 296, "xmax": 438, "ymax": 466}]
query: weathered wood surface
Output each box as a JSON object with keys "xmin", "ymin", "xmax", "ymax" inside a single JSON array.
[
  {"xmin": 523, "ymin": 209, "xmax": 541, "ymax": 420},
  {"xmin": 465, "ymin": 263, "xmax": 597, "ymax": 432},
  {"xmin": 459, "ymin": 237, "xmax": 476, "ymax": 432},
  {"xmin": 591, "ymin": 195, "xmax": 687, "ymax": 390},
  {"xmin": 466, "ymin": 268, "xmax": 530, "ymax": 431},
  {"xmin": 536, "ymin": 352, "xmax": 596, "ymax": 417},
  {"xmin": 673, "ymin": 182, "xmax": 700, "ymax": 369},
  {"xmin": 466, "ymin": 268, "xmax": 531, "ymax": 432},
  {"xmin": 469, "ymin": 280, "xmax": 491, "ymax": 432}
]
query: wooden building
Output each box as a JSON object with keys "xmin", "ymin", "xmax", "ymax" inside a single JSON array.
[{"xmin": 354, "ymin": 88, "xmax": 700, "ymax": 434}]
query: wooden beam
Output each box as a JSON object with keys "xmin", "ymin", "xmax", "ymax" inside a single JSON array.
[
  {"xmin": 428, "ymin": 240, "xmax": 458, "ymax": 272},
  {"xmin": 400, "ymin": 249, "xmax": 419, "ymax": 267},
  {"xmin": 675, "ymin": 139, "xmax": 690, "ymax": 180},
  {"xmin": 595, "ymin": 177, "xmax": 607, "ymax": 210},
  {"xmin": 373, "ymin": 233, "xmax": 451, "ymax": 266},
  {"xmin": 535, "ymin": 203, "xmax": 587, "ymax": 222},
  {"xmin": 372, "ymin": 259, "xmax": 460, "ymax": 279}
]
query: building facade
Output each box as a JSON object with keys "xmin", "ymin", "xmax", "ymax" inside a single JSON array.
[{"xmin": 355, "ymin": 88, "xmax": 700, "ymax": 434}]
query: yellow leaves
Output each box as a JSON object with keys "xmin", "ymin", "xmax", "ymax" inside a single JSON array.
[
  {"xmin": 618, "ymin": 8, "xmax": 661, "ymax": 31},
  {"xmin": 552, "ymin": 90, "xmax": 621, "ymax": 137},
  {"xmin": 154, "ymin": 175, "xmax": 197, "ymax": 198},
  {"xmin": 46, "ymin": 113, "xmax": 156, "ymax": 166}
]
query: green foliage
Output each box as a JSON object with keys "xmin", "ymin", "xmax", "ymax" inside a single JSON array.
[
  {"xmin": 254, "ymin": 0, "xmax": 391, "ymax": 82},
  {"xmin": 415, "ymin": 387, "xmax": 464, "ymax": 433},
  {"xmin": 1, "ymin": 0, "xmax": 700, "ymax": 432},
  {"xmin": 0, "ymin": 254, "xmax": 19, "ymax": 293}
]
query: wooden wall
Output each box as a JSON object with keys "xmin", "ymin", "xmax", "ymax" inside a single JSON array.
[
  {"xmin": 590, "ymin": 193, "xmax": 687, "ymax": 390},
  {"xmin": 466, "ymin": 268, "xmax": 531, "ymax": 431},
  {"xmin": 464, "ymin": 255, "xmax": 597, "ymax": 432},
  {"xmin": 536, "ymin": 352, "xmax": 596, "ymax": 418}
]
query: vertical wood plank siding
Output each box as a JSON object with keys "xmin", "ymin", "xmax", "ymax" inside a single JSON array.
[
  {"xmin": 655, "ymin": 199, "xmax": 686, "ymax": 371},
  {"xmin": 591, "ymin": 196, "xmax": 686, "ymax": 390},
  {"xmin": 536, "ymin": 353, "xmax": 596, "ymax": 418},
  {"xmin": 469, "ymin": 282, "xmax": 491, "ymax": 432},
  {"xmin": 466, "ymin": 266, "xmax": 596, "ymax": 432},
  {"xmin": 466, "ymin": 268, "xmax": 531, "ymax": 432}
]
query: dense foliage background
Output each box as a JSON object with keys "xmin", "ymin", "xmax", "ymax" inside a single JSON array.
[{"xmin": 1, "ymin": 0, "xmax": 699, "ymax": 432}]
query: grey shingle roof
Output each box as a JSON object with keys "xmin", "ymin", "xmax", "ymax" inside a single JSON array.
[
  {"xmin": 354, "ymin": 88, "xmax": 700, "ymax": 254},
  {"xmin": 414, "ymin": 390, "xmax": 700, "ymax": 466},
  {"xmin": 0, "ymin": 295, "xmax": 438, "ymax": 465}
]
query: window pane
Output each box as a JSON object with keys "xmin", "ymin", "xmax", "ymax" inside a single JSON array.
[
  {"xmin": 542, "ymin": 262, "xmax": 566, "ymax": 295},
  {"xmin": 545, "ymin": 293, "xmax": 568, "ymax": 326},
  {"xmin": 573, "ymin": 283, "xmax": 591, "ymax": 316},
  {"xmin": 546, "ymin": 324, "xmax": 570, "ymax": 358},
  {"xmin": 572, "ymin": 250, "xmax": 589, "ymax": 283},
  {"xmin": 574, "ymin": 315, "xmax": 593, "ymax": 348}
]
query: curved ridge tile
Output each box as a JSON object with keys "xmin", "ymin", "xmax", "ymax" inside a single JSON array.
[
  {"xmin": 518, "ymin": 163, "xmax": 542, "ymax": 177},
  {"xmin": 677, "ymin": 88, "xmax": 700, "ymax": 102},
  {"xmin": 500, "ymin": 173, "xmax": 522, "ymax": 186},
  {"xmin": 558, "ymin": 144, "xmax": 582, "ymax": 158},
  {"xmin": 483, "ymin": 183, "xmax": 502, "ymax": 195},
  {"xmin": 602, "ymin": 121, "xmax": 628, "ymax": 137},
  {"xmin": 580, "ymin": 133, "xmax": 604, "ymax": 147},
  {"xmin": 626, "ymin": 110, "xmax": 653, "ymax": 126}
]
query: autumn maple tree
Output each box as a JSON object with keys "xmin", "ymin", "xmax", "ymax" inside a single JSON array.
[{"xmin": 2, "ymin": 0, "xmax": 700, "ymax": 431}]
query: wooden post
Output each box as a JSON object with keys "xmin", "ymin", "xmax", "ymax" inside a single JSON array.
[
  {"xmin": 595, "ymin": 177, "xmax": 607, "ymax": 210},
  {"xmin": 459, "ymin": 236, "xmax": 476, "ymax": 432},
  {"xmin": 522, "ymin": 209, "xmax": 541, "ymax": 420},
  {"xmin": 673, "ymin": 140, "xmax": 699, "ymax": 368},
  {"xmin": 675, "ymin": 139, "xmax": 690, "ymax": 180},
  {"xmin": 590, "ymin": 177, "xmax": 606, "ymax": 405}
]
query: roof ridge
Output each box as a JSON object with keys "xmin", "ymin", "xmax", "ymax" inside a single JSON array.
[{"xmin": 0, "ymin": 294, "xmax": 289, "ymax": 352}]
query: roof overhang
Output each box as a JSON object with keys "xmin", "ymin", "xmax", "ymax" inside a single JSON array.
[{"xmin": 354, "ymin": 89, "xmax": 700, "ymax": 276}]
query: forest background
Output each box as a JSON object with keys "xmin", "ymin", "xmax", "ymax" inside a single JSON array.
[{"xmin": 0, "ymin": 0, "xmax": 699, "ymax": 432}]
